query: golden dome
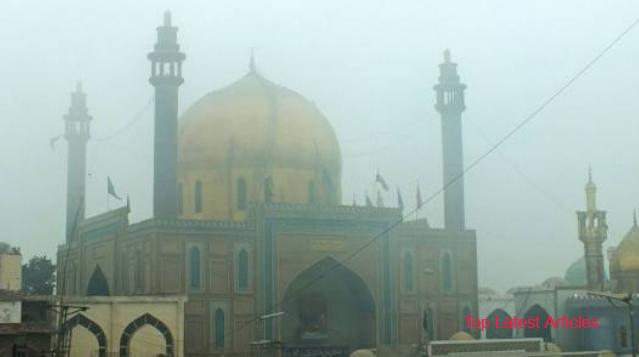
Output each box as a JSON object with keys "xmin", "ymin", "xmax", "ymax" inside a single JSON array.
[
  {"xmin": 178, "ymin": 71, "xmax": 342, "ymax": 221},
  {"xmin": 611, "ymin": 223, "xmax": 639, "ymax": 272},
  {"xmin": 449, "ymin": 331, "xmax": 474, "ymax": 341}
]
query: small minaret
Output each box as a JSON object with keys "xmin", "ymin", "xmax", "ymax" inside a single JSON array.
[
  {"xmin": 577, "ymin": 169, "xmax": 608, "ymax": 291},
  {"xmin": 148, "ymin": 11, "xmax": 186, "ymax": 219},
  {"xmin": 63, "ymin": 82, "xmax": 91, "ymax": 241},
  {"xmin": 434, "ymin": 50, "xmax": 467, "ymax": 230}
]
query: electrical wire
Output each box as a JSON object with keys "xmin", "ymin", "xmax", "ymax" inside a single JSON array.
[{"xmin": 200, "ymin": 10, "xmax": 639, "ymax": 352}]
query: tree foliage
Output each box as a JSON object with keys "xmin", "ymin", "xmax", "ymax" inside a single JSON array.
[{"xmin": 22, "ymin": 255, "xmax": 56, "ymax": 295}]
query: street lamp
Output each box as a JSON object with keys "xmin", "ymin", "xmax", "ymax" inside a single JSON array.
[
  {"xmin": 253, "ymin": 311, "xmax": 286, "ymax": 357},
  {"xmin": 587, "ymin": 291, "xmax": 635, "ymax": 357}
]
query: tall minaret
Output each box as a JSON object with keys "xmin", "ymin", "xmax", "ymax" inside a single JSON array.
[
  {"xmin": 64, "ymin": 82, "xmax": 91, "ymax": 241},
  {"xmin": 434, "ymin": 50, "xmax": 467, "ymax": 230},
  {"xmin": 148, "ymin": 11, "xmax": 185, "ymax": 219},
  {"xmin": 577, "ymin": 169, "xmax": 608, "ymax": 291}
]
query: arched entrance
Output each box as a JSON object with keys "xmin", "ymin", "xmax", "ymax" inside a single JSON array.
[
  {"xmin": 523, "ymin": 305, "xmax": 551, "ymax": 341},
  {"xmin": 281, "ymin": 257, "xmax": 376, "ymax": 352},
  {"xmin": 63, "ymin": 314, "xmax": 107, "ymax": 357},
  {"xmin": 119, "ymin": 313, "xmax": 174, "ymax": 357},
  {"xmin": 486, "ymin": 309, "xmax": 513, "ymax": 339}
]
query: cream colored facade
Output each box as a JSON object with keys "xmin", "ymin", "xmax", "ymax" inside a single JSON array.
[
  {"xmin": 0, "ymin": 253, "xmax": 22, "ymax": 291},
  {"xmin": 63, "ymin": 295, "xmax": 187, "ymax": 357}
]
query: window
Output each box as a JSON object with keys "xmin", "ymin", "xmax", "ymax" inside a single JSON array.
[
  {"xmin": 461, "ymin": 307, "xmax": 472, "ymax": 332},
  {"xmin": 215, "ymin": 308, "xmax": 225, "ymax": 350},
  {"xmin": 308, "ymin": 181, "xmax": 316, "ymax": 204},
  {"xmin": 442, "ymin": 253, "xmax": 453, "ymax": 293},
  {"xmin": 264, "ymin": 176, "xmax": 274, "ymax": 203},
  {"xmin": 423, "ymin": 308, "xmax": 435, "ymax": 341},
  {"xmin": 238, "ymin": 249, "xmax": 249, "ymax": 290},
  {"xmin": 237, "ymin": 178, "xmax": 247, "ymax": 210},
  {"xmin": 194, "ymin": 181, "xmax": 203, "ymax": 213},
  {"xmin": 178, "ymin": 183, "xmax": 184, "ymax": 215},
  {"xmin": 190, "ymin": 247, "xmax": 201, "ymax": 289},
  {"xmin": 403, "ymin": 253, "xmax": 414, "ymax": 292},
  {"xmin": 620, "ymin": 325, "xmax": 628, "ymax": 348}
]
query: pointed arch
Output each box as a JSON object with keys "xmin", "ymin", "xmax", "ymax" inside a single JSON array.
[
  {"xmin": 190, "ymin": 247, "xmax": 201, "ymax": 289},
  {"xmin": 87, "ymin": 265, "xmax": 110, "ymax": 296},
  {"xmin": 486, "ymin": 308, "xmax": 513, "ymax": 339},
  {"xmin": 214, "ymin": 308, "xmax": 225, "ymax": 350},
  {"xmin": 238, "ymin": 248, "xmax": 249, "ymax": 290},
  {"xmin": 63, "ymin": 314, "xmax": 107, "ymax": 357},
  {"xmin": 461, "ymin": 306, "xmax": 472, "ymax": 332},
  {"xmin": 441, "ymin": 253, "xmax": 453, "ymax": 293},
  {"xmin": 402, "ymin": 252, "xmax": 414, "ymax": 292},
  {"xmin": 119, "ymin": 313, "xmax": 174, "ymax": 357},
  {"xmin": 281, "ymin": 256, "xmax": 376, "ymax": 349},
  {"xmin": 523, "ymin": 305, "xmax": 551, "ymax": 341}
]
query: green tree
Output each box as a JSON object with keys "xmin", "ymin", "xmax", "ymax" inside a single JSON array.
[{"xmin": 22, "ymin": 256, "xmax": 56, "ymax": 295}]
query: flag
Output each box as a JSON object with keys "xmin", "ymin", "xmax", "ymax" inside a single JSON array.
[
  {"xmin": 416, "ymin": 184, "xmax": 423, "ymax": 209},
  {"xmin": 376, "ymin": 190, "xmax": 384, "ymax": 207},
  {"xmin": 397, "ymin": 187, "xmax": 404, "ymax": 210},
  {"xmin": 365, "ymin": 192, "xmax": 373, "ymax": 207},
  {"xmin": 50, "ymin": 135, "xmax": 61, "ymax": 150},
  {"xmin": 375, "ymin": 171, "xmax": 389, "ymax": 191},
  {"xmin": 107, "ymin": 176, "xmax": 122, "ymax": 200}
]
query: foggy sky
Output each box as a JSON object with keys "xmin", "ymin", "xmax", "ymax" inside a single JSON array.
[{"xmin": 2, "ymin": 0, "xmax": 639, "ymax": 292}]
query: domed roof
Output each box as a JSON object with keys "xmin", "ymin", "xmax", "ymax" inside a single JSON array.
[
  {"xmin": 611, "ymin": 223, "xmax": 639, "ymax": 272},
  {"xmin": 177, "ymin": 70, "xmax": 342, "ymax": 221},
  {"xmin": 564, "ymin": 257, "xmax": 587, "ymax": 286},
  {"xmin": 545, "ymin": 342, "xmax": 562, "ymax": 352},
  {"xmin": 449, "ymin": 331, "xmax": 474, "ymax": 341},
  {"xmin": 349, "ymin": 350, "xmax": 376, "ymax": 357}
]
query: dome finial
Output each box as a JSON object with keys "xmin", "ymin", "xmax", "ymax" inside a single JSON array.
[
  {"xmin": 444, "ymin": 49, "xmax": 451, "ymax": 63},
  {"xmin": 588, "ymin": 166, "xmax": 592, "ymax": 183},
  {"xmin": 249, "ymin": 48, "xmax": 256, "ymax": 73},
  {"xmin": 634, "ymin": 209, "xmax": 637, "ymax": 227},
  {"xmin": 164, "ymin": 10, "xmax": 172, "ymax": 27},
  {"xmin": 76, "ymin": 80, "xmax": 83, "ymax": 93}
]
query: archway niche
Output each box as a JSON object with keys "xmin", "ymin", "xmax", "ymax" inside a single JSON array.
[{"xmin": 281, "ymin": 257, "xmax": 376, "ymax": 352}]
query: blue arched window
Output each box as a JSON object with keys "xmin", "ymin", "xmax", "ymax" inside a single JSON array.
[
  {"xmin": 190, "ymin": 247, "xmax": 201, "ymax": 289},
  {"xmin": 194, "ymin": 181, "xmax": 203, "ymax": 213},
  {"xmin": 424, "ymin": 308, "xmax": 435, "ymax": 341},
  {"xmin": 215, "ymin": 308, "xmax": 225, "ymax": 350},
  {"xmin": 237, "ymin": 178, "xmax": 247, "ymax": 210},
  {"xmin": 403, "ymin": 253, "xmax": 414, "ymax": 292},
  {"xmin": 462, "ymin": 307, "xmax": 472, "ymax": 332},
  {"xmin": 442, "ymin": 253, "xmax": 453, "ymax": 293},
  {"xmin": 238, "ymin": 249, "xmax": 249, "ymax": 290}
]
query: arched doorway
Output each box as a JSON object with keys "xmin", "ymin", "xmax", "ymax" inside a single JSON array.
[
  {"xmin": 486, "ymin": 309, "xmax": 513, "ymax": 339},
  {"xmin": 281, "ymin": 257, "xmax": 376, "ymax": 352},
  {"xmin": 523, "ymin": 305, "xmax": 551, "ymax": 341},
  {"xmin": 63, "ymin": 314, "xmax": 107, "ymax": 357},
  {"xmin": 119, "ymin": 313, "xmax": 174, "ymax": 357}
]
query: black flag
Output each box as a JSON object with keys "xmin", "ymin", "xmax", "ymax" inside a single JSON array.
[{"xmin": 107, "ymin": 177, "xmax": 122, "ymax": 200}]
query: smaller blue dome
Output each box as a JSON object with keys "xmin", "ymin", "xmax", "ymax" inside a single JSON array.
[{"xmin": 564, "ymin": 257, "xmax": 587, "ymax": 287}]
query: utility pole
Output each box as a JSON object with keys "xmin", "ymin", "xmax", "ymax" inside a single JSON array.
[{"xmin": 587, "ymin": 291, "xmax": 635, "ymax": 357}]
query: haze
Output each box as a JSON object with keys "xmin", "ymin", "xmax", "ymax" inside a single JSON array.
[{"xmin": 2, "ymin": 0, "xmax": 639, "ymax": 293}]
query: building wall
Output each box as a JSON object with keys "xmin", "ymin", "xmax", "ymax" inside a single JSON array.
[
  {"xmin": 0, "ymin": 254, "xmax": 22, "ymax": 291},
  {"xmin": 59, "ymin": 204, "xmax": 479, "ymax": 357},
  {"xmin": 64, "ymin": 295, "xmax": 186, "ymax": 357}
]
